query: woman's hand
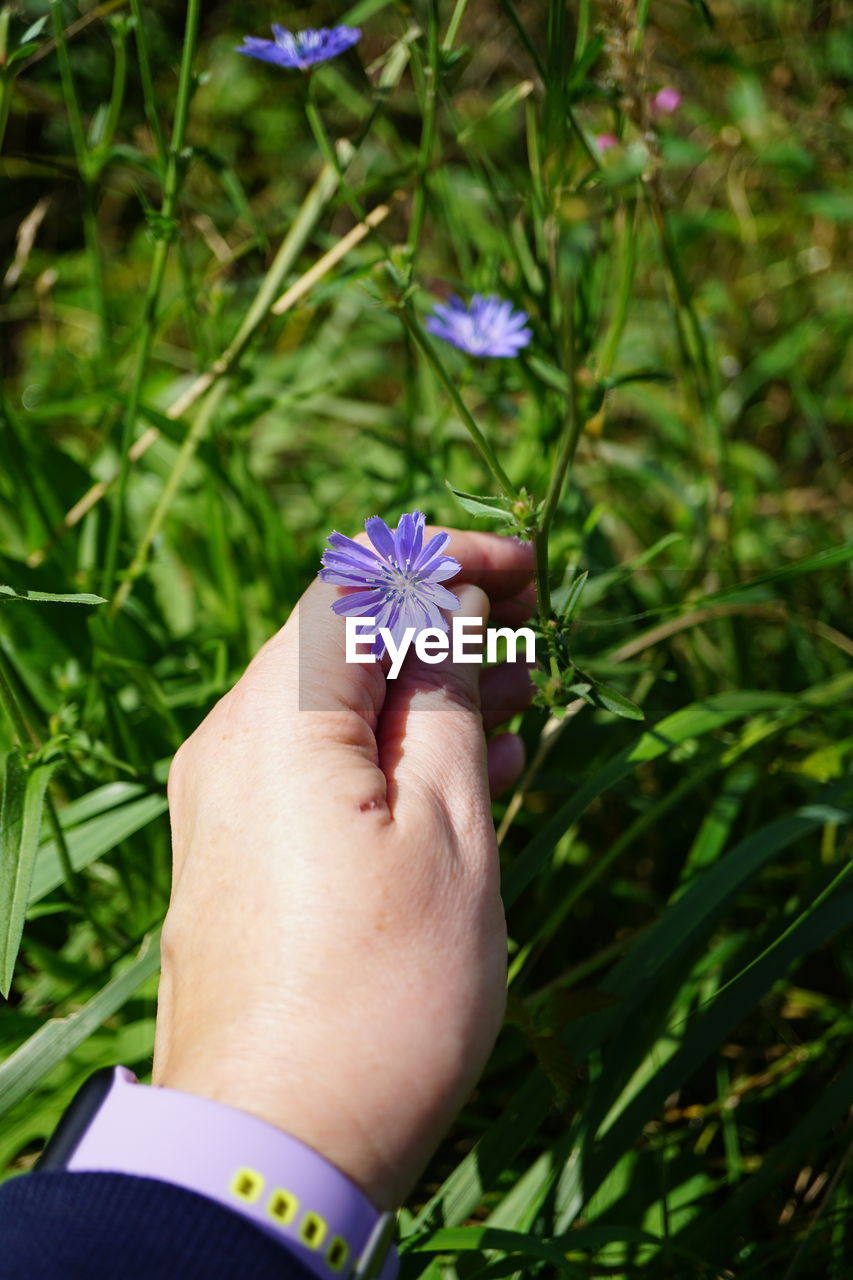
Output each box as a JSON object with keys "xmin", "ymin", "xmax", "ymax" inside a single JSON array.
[{"xmin": 153, "ymin": 528, "xmax": 534, "ymax": 1209}]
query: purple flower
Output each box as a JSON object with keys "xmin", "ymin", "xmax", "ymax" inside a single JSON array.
[
  {"xmin": 651, "ymin": 86, "xmax": 682, "ymax": 115},
  {"xmin": 425, "ymin": 294, "xmax": 532, "ymax": 358},
  {"xmin": 236, "ymin": 24, "xmax": 361, "ymax": 71},
  {"xmin": 319, "ymin": 512, "xmax": 461, "ymax": 657},
  {"xmin": 595, "ymin": 133, "xmax": 619, "ymax": 153}
]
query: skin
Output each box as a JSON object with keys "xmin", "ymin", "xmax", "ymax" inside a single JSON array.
[{"xmin": 153, "ymin": 528, "xmax": 535, "ymax": 1210}]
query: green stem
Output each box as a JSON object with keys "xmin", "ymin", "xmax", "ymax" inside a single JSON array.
[
  {"xmin": 179, "ymin": 151, "xmax": 354, "ymax": 406},
  {"xmin": 403, "ymin": 309, "xmax": 519, "ymax": 499},
  {"xmin": 49, "ymin": 0, "xmax": 109, "ymax": 367},
  {"xmin": 102, "ymin": 0, "xmax": 202, "ymax": 598},
  {"xmin": 97, "ymin": 19, "xmax": 128, "ymax": 159},
  {"xmin": 111, "ymin": 380, "xmax": 227, "ymax": 615},
  {"xmin": 598, "ymin": 198, "xmax": 638, "ymax": 377},
  {"xmin": 304, "ymin": 89, "xmax": 369, "ymax": 229},
  {"xmin": 533, "ymin": 289, "xmax": 581, "ymax": 668},
  {"xmin": 498, "ymin": 0, "xmax": 546, "ymax": 80},
  {"xmin": 45, "ymin": 796, "xmax": 83, "ymax": 901},
  {"xmin": 573, "ymin": 0, "xmax": 591, "ymax": 58},
  {"xmin": 406, "ymin": 2, "xmax": 440, "ymax": 268},
  {"xmin": 0, "ymin": 643, "xmax": 32, "ymax": 746},
  {"xmin": 129, "ymin": 0, "xmax": 166, "ymax": 165},
  {"xmin": 0, "ymin": 73, "xmax": 12, "ymax": 154},
  {"xmin": 0, "ymin": 643, "xmax": 86, "ymax": 902},
  {"xmin": 443, "ymin": 0, "xmax": 470, "ymax": 47}
]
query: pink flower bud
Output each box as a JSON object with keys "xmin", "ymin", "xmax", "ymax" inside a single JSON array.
[
  {"xmin": 651, "ymin": 87, "xmax": 682, "ymax": 115},
  {"xmin": 596, "ymin": 133, "xmax": 619, "ymax": 153}
]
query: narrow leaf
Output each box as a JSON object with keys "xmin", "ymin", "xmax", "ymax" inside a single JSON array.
[
  {"xmin": 559, "ymin": 571, "xmax": 588, "ymax": 625},
  {"xmin": 0, "ymin": 585, "xmax": 107, "ymax": 606},
  {"xmin": 588, "ymin": 678, "xmax": 645, "ymax": 721},
  {"xmin": 0, "ymin": 930, "xmax": 161, "ymax": 1119},
  {"xmin": 446, "ymin": 484, "xmax": 516, "ymax": 522},
  {"xmin": 0, "ymin": 751, "xmax": 57, "ymax": 996}
]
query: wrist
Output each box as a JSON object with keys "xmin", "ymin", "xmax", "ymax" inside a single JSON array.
[
  {"xmin": 154, "ymin": 1052, "xmax": 401, "ymax": 1212},
  {"xmin": 41, "ymin": 1067, "xmax": 400, "ymax": 1280}
]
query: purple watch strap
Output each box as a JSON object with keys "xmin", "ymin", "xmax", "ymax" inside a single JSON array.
[{"xmin": 65, "ymin": 1067, "xmax": 398, "ymax": 1280}]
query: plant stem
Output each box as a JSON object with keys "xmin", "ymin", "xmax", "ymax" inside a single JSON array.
[
  {"xmin": 598, "ymin": 197, "xmax": 638, "ymax": 379},
  {"xmin": 403, "ymin": 309, "xmax": 519, "ymax": 499},
  {"xmin": 0, "ymin": 642, "xmax": 86, "ymax": 900},
  {"xmin": 111, "ymin": 380, "xmax": 227, "ymax": 615},
  {"xmin": 0, "ymin": 74, "xmax": 12, "ymax": 154},
  {"xmin": 531, "ymin": 279, "xmax": 582, "ymax": 687},
  {"xmin": 49, "ymin": 0, "xmax": 109, "ymax": 369},
  {"xmin": 102, "ymin": 0, "xmax": 201, "ymax": 598},
  {"xmin": 574, "ymin": 0, "xmax": 591, "ymax": 58},
  {"xmin": 129, "ymin": 0, "xmax": 166, "ymax": 165},
  {"xmin": 0, "ymin": 643, "xmax": 34, "ymax": 747},
  {"xmin": 98, "ymin": 18, "xmax": 128, "ymax": 157},
  {"xmin": 304, "ymin": 89, "xmax": 369, "ymax": 229},
  {"xmin": 498, "ymin": 0, "xmax": 546, "ymax": 80},
  {"xmin": 406, "ymin": 1, "xmax": 440, "ymax": 268},
  {"xmin": 45, "ymin": 796, "xmax": 83, "ymax": 901},
  {"xmin": 443, "ymin": 0, "xmax": 470, "ymax": 47}
]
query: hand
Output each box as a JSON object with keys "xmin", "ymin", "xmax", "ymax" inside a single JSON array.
[{"xmin": 152, "ymin": 527, "xmax": 534, "ymax": 1209}]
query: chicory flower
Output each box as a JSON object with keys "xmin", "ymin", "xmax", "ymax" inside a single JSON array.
[
  {"xmin": 236, "ymin": 24, "xmax": 361, "ymax": 71},
  {"xmin": 319, "ymin": 512, "xmax": 461, "ymax": 657},
  {"xmin": 425, "ymin": 294, "xmax": 532, "ymax": 358}
]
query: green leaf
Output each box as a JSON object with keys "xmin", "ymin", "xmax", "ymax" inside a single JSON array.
[
  {"xmin": 407, "ymin": 1225, "xmax": 587, "ymax": 1275},
  {"xmin": 0, "ymin": 586, "xmax": 107, "ymax": 606},
  {"xmin": 699, "ymin": 543, "xmax": 853, "ymax": 606},
  {"xmin": 19, "ymin": 15, "xmax": 49, "ymax": 44},
  {"xmin": 604, "ymin": 367, "xmax": 673, "ymax": 388},
  {"xmin": 445, "ymin": 484, "xmax": 516, "ymax": 522},
  {"xmin": 558, "ymin": 571, "xmax": 587, "ymax": 625},
  {"xmin": 0, "ymin": 751, "xmax": 57, "ymax": 997},
  {"xmin": 679, "ymin": 1054, "xmax": 853, "ymax": 1255},
  {"xmin": 586, "ymin": 678, "xmax": 645, "ymax": 721},
  {"xmin": 556, "ymin": 889, "xmax": 853, "ymax": 1237},
  {"xmin": 0, "ymin": 930, "xmax": 161, "ymax": 1120},
  {"xmin": 502, "ymin": 690, "xmax": 794, "ymax": 910},
  {"xmin": 525, "ymin": 356, "xmax": 569, "ymax": 393},
  {"xmin": 30, "ymin": 793, "xmax": 169, "ymax": 905}
]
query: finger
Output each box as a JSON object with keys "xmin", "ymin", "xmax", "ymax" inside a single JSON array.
[
  {"xmin": 491, "ymin": 581, "xmax": 537, "ymax": 628},
  {"xmin": 246, "ymin": 528, "xmax": 533, "ymax": 730},
  {"xmin": 379, "ymin": 583, "xmax": 492, "ymax": 827},
  {"xmin": 487, "ymin": 732, "xmax": 525, "ymax": 798},
  {"xmin": 480, "ymin": 662, "xmax": 535, "ymax": 731},
  {"xmin": 439, "ymin": 529, "xmax": 534, "ymax": 603}
]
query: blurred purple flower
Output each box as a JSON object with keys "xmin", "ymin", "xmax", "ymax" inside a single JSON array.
[
  {"xmin": 319, "ymin": 512, "xmax": 461, "ymax": 657},
  {"xmin": 425, "ymin": 294, "xmax": 532, "ymax": 358},
  {"xmin": 651, "ymin": 86, "xmax": 682, "ymax": 115},
  {"xmin": 596, "ymin": 133, "xmax": 619, "ymax": 153},
  {"xmin": 236, "ymin": 24, "xmax": 361, "ymax": 71}
]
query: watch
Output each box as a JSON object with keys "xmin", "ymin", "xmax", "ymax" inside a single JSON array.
[{"xmin": 37, "ymin": 1066, "xmax": 399, "ymax": 1280}]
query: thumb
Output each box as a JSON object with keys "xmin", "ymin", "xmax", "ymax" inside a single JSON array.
[{"xmin": 378, "ymin": 584, "xmax": 493, "ymax": 831}]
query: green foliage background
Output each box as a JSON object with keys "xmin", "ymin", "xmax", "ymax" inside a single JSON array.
[{"xmin": 0, "ymin": 1, "xmax": 851, "ymax": 1275}]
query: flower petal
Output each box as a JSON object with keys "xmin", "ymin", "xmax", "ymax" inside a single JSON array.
[
  {"xmin": 417, "ymin": 581, "xmax": 462, "ymax": 611},
  {"xmin": 319, "ymin": 567, "xmax": 384, "ymax": 587},
  {"xmin": 412, "ymin": 530, "xmax": 450, "ymax": 571},
  {"xmin": 394, "ymin": 511, "xmax": 425, "ymax": 566},
  {"xmin": 330, "ymin": 588, "xmax": 388, "ymax": 616},
  {"xmin": 325, "ymin": 531, "xmax": 384, "ymax": 570},
  {"xmin": 365, "ymin": 515, "xmax": 397, "ymax": 564}
]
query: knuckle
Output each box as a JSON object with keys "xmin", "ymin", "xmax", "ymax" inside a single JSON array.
[{"xmin": 409, "ymin": 665, "xmax": 482, "ymax": 714}]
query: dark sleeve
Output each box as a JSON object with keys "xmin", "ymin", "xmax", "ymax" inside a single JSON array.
[{"xmin": 0, "ymin": 1170, "xmax": 316, "ymax": 1279}]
